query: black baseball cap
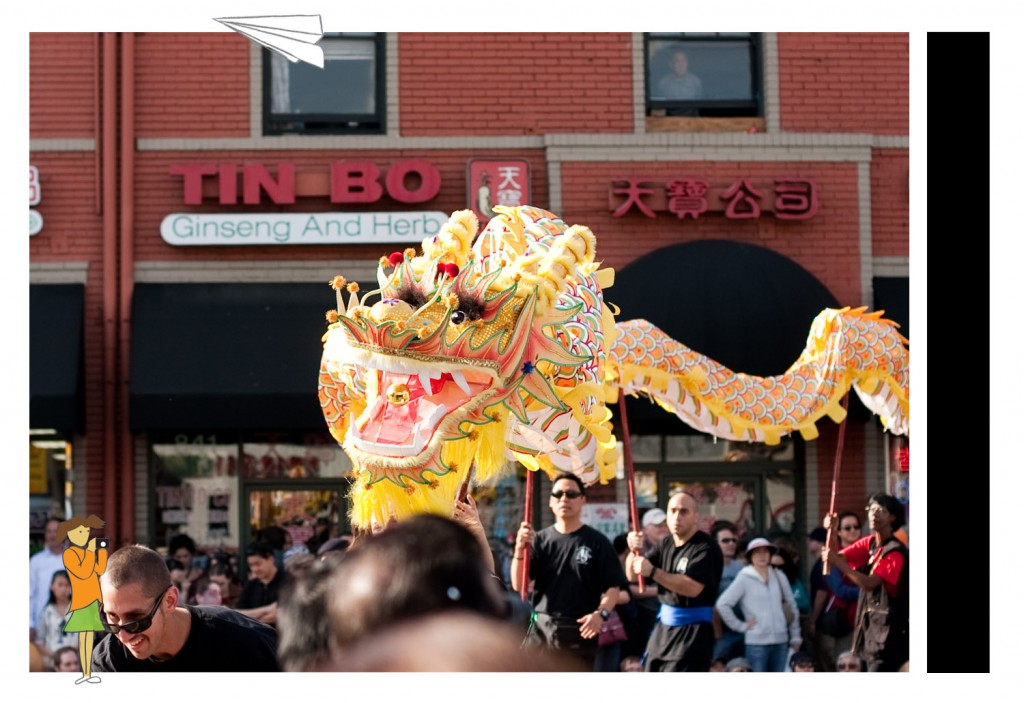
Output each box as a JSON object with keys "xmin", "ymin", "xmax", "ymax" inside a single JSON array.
[{"xmin": 808, "ymin": 527, "xmax": 828, "ymax": 542}]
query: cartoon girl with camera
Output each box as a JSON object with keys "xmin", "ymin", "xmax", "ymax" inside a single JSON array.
[{"xmin": 58, "ymin": 514, "xmax": 108, "ymax": 684}]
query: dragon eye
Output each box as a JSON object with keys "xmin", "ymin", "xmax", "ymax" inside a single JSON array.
[{"xmin": 450, "ymin": 310, "xmax": 468, "ymax": 325}]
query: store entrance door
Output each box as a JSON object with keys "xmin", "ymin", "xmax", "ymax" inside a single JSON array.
[
  {"xmin": 242, "ymin": 484, "xmax": 347, "ymax": 561},
  {"xmin": 658, "ymin": 460, "xmax": 801, "ymax": 543}
]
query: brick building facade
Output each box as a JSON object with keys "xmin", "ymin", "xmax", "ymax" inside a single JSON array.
[{"xmin": 29, "ymin": 32, "xmax": 909, "ymax": 569}]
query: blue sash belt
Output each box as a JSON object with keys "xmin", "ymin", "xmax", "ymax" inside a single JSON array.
[{"xmin": 658, "ymin": 604, "xmax": 714, "ymax": 626}]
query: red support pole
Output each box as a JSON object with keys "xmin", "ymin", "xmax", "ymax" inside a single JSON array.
[
  {"xmin": 618, "ymin": 393, "xmax": 644, "ymax": 592},
  {"xmin": 518, "ymin": 468, "xmax": 534, "ymax": 602},
  {"xmin": 823, "ymin": 393, "xmax": 850, "ymax": 575}
]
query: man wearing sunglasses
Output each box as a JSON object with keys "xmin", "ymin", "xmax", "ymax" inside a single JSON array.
[
  {"xmin": 513, "ymin": 473, "xmax": 627, "ymax": 671},
  {"xmin": 823, "ymin": 493, "xmax": 909, "ymax": 672},
  {"xmin": 92, "ymin": 545, "xmax": 280, "ymax": 672},
  {"xmin": 710, "ymin": 521, "xmax": 745, "ymax": 665},
  {"xmin": 625, "ymin": 489, "xmax": 722, "ymax": 671},
  {"xmin": 810, "ymin": 512, "xmax": 861, "ymax": 671}
]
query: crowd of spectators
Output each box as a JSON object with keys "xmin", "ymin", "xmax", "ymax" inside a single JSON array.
[{"xmin": 30, "ymin": 489, "xmax": 907, "ymax": 673}]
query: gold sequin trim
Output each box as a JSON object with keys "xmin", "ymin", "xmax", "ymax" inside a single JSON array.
[{"xmin": 345, "ymin": 341, "xmax": 502, "ymax": 372}]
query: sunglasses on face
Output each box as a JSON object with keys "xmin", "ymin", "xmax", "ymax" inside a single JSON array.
[
  {"xmin": 719, "ymin": 538, "xmax": 737, "ymax": 544},
  {"xmin": 837, "ymin": 663, "xmax": 861, "ymax": 671},
  {"xmin": 840, "ymin": 524, "xmax": 861, "ymax": 531},
  {"xmin": 106, "ymin": 589, "xmax": 167, "ymax": 635},
  {"xmin": 551, "ymin": 490, "xmax": 583, "ymax": 500}
]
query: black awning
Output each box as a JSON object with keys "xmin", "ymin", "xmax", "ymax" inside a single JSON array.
[
  {"xmin": 873, "ymin": 276, "xmax": 909, "ymax": 341},
  {"xmin": 607, "ymin": 240, "xmax": 843, "ymax": 435},
  {"xmin": 30, "ymin": 284, "xmax": 85, "ymax": 433},
  {"xmin": 130, "ymin": 282, "xmax": 359, "ymax": 431}
]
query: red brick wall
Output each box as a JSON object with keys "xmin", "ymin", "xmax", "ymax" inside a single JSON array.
[
  {"xmin": 814, "ymin": 422, "xmax": 868, "ymax": 519},
  {"xmin": 29, "ymin": 153, "xmax": 102, "ymax": 262},
  {"xmin": 29, "ymin": 33, "xmax": 97, "ymax": 138},
  {"xmin": 28, "ymin": 152, "xmax": 108, "ymax": 515},
  {"xmin": 870, "ymin": 148, "xmax": 909, "ymax": 257},
  {"xmin": 558, "ymin": 160, "xmax": 863, "ymax": 304},
  {"xmin": 777, "ymin": 33, "xmax": 909, "ymax": 135},
  {"xmin": 399, "ymin": 33, "xmax": 634, "ymax": 136},
  {"xmin": 135, "ymin": 32, "xmax": 250, "ymax": 138}
]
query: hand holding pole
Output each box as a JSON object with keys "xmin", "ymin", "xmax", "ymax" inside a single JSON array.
[
  {"xmin": 823, "ymin": 393, "xmax": 850, "ymax": 576},
  {"xmin": 618, "ymin": 393, "xmax": 644, "ymax": 592}
]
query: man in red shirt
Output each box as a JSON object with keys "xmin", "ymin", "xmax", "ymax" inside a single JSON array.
[{"xmin": 824, "ymin": 492, "xmax": 909, "ymax": 672}]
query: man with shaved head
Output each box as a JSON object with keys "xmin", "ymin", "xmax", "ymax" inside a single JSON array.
[
  {"xmin": 626, "ymin": 489, "xmax": 722, "ymax": 671},
  {"xmin": 91, "ymin": 545, "xmax": 279, "ymax": 672}
]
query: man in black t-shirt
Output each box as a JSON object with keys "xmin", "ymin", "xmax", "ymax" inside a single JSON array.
[
  {"xmin": 627, "ymin": 489, "xmax": 722, "ymax": 671},
  {"xmin": 92, "ymin": 545, "xmax": 279, "ymax": 672},
  {"xmin": 236, "ymin": 540, "xmax": 292, "ymax": 626},
  {"xmin": 512, "ymin": 473, "xmax": 627, "ymax": 670}
]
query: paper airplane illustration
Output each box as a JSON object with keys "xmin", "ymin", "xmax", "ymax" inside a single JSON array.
[{"xmin": 215, "ymin": 15, "xmax": 324, "ymax": 68}]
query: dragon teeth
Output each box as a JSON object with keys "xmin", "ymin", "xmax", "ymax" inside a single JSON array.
[
  {"xmin": 451, "ymin": 370, "xmax": 471, "ymax": 395},
  {"xmin": 419, "ymin": 371, "xmax": 434, "ymax": 395}
]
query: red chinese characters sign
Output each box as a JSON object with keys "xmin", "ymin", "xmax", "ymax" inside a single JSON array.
[
  {"xmin": 610, "ymin": 177, "xmax": 819, "ymax": 221},
  {"xmin": 468, "ymin": 160, "xmax": 530, "ymax": 223}
]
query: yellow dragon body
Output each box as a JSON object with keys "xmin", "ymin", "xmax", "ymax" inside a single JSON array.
[{"xmin": 318, "ymin": 206, "xmax": 909, "ymax": 530}]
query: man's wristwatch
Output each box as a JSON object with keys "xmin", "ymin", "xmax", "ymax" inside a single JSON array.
[{"xmin": 599, "ymin": 608, "xmax": 610, "ymax": 621}]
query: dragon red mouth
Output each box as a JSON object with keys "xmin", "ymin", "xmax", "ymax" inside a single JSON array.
[{"xmin": 348, "ymin": 365, "xmax": 494, "ymax": 458}]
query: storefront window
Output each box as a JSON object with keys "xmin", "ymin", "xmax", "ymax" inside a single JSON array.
[
  {"xmin": 151, "ymin": 432, "xmax": 354, "ymax": 553},
  {"xmin": 29, "ymin": 434, "xmax": 72, "ymax": 549},
  {"xmin": 765, "ymin": 466, "xmax": 797, "ymax": 538},
  {"xmin": 242, "ymin": 435, "xmax": 351, "ymax": 479},
  {"xmin": 666, "ymin": 435, "xmax": 729, "ymax": 461},
  {"xmin": 634, "ymin": 470, "xmax": 659, "ymax": 507},
  {"xmin": 248, "ymin": 488, "xmax": 344, "ymax": 547},
  {"xmin": 656, "ymin": 433, "xmax": 800, "ymax": 541},
  {"xmin": 152, "ymin": 435, "xmax": 240, "ymax": 551},
  {"xmin": 628, "ymin": 435, "xmax": 662, "ymax": 463},
  {"xmin": 667, "ymin": 477, "xmax": 759, "ymax": 538},
  {"xmin": 469, "ymin": 470, "xmax": 525, "ymax": 583}
]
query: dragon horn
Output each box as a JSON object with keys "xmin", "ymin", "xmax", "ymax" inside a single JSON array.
[{"xmin": 515, "ymin": 225, "xmax": 597, "ymax": 312}]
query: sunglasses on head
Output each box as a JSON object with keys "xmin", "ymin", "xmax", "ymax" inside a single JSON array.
[
  {"xmin": 105, "ymin": 588, "xmax": 168, "ymax": 636},
  {"xmin": 551, "ymin": 490, "xmax": 583, "ymax": 500}
]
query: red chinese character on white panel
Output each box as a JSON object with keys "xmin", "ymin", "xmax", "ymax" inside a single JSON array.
[
  {"xmin": 773, "ymin": 178, "xmax": 819, "ymax": 220},
  {"xmin": 721, "ymin": 178, "xmax": 763, "ymax": 219},
  {"xmin": 665, "ymin": 178, "xmax": 709, "ymax": 219},
  {"xmin": 29, "ymin": 166, "xmax": 41, "ymax": 206},
  {"xmin": 611, "ymin": 179, "xmax": 657, "ymax": 218}
]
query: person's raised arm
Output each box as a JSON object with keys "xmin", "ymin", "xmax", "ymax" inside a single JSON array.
[
  {"xmin": 624, "ymin": 531, "xmax": 645, "ymax": 581},
  {"xmin": 824, "ymin": 548, "xmax": 883, "ymax": 592},
  {"xmin": 509, "ymin": 522, "xmax": 534, "ymax": 593},
  {"xmin": 452, "ymin": 495, "xmax": 495, "ymax": 574}
]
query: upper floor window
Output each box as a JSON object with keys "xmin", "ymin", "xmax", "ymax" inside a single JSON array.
[
  {"xmin": 263, "ymin": 33, "xmax": 385, "ymax": 135},
  {"xmin": 645, "ymin": 33, "xmax": 762, "ymax": 118}
]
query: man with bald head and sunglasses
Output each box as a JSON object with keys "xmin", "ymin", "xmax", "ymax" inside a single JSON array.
[{"xmin": 92, "ymin": 545, "xmax": 279, "ymax": 672}]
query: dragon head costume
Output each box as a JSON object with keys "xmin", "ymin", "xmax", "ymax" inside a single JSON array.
[
  {"xmin": 319, "ymin": 206, "xmax": 618, "ymax": 529},
  {"xmin": 319, "ymin": 206, "xmax": 909, "ymax": 530}
]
